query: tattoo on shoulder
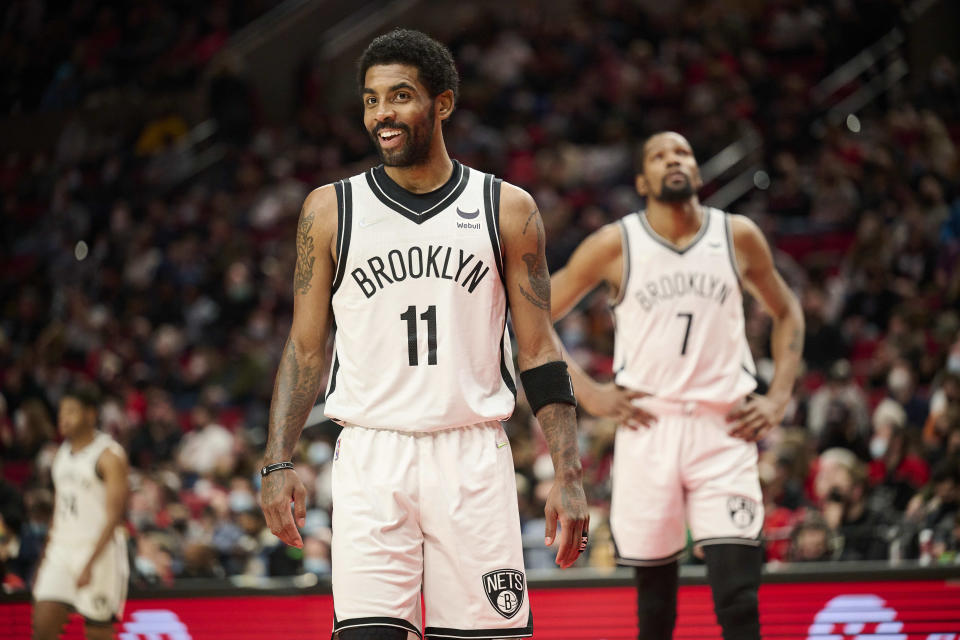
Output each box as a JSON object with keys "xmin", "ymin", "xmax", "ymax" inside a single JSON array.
[
  {"xmin": 519, "ymin": 209, "xmax": 550, "ymax": 310},
  {"xmin": 295, "ymin": 208, "xmax": 317, "ymax": 295}
]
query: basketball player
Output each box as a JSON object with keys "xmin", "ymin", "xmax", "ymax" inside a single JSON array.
[
  {"xmin": 551, "ymin": 131, "xmax": 804, "ymax": 640},
  {"xmin": 33, "ymin": 386, "xmax": 130, "ymax": 640},
  {"xmin": 259, "ymin": 29, "xmax": 588, "ymax": 640}
]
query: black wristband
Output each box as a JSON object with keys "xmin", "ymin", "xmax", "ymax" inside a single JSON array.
[
  {"xmin": 260, "ymin": 461, "xmax": 294, "ymax": 477},
  {"xmin": 519, "ymin": 360, "xmax": 577, "ymax": 415}
]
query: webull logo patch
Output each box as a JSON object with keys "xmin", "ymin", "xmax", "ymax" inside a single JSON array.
[{"xmin": 482, "ymin": 569, "xmax": 525, "ymax": 619}]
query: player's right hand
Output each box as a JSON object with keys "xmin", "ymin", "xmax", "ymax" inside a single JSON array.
[
  {"xmin": 260, "ymin": 468, "xmax": 307, "ymax": 549},
  {"xmin": 544, "ymin": 478, "xmax": 590, "ymax": 569},
  {"xmin": 582, "ymin": 382, "xmax": 656, "ymax": 429}
]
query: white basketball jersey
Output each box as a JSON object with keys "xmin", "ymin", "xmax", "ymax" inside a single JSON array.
[
  {"xmin": 612, "ymin": 207, "xmax": 756, "ymax": 403},
  {"xmin": 49, "ymin": 431, "xmax": 126, "ymax": 550},
  {"xmin": 324, "ymin": 161, "xmax": 516, "ymax": 431}
]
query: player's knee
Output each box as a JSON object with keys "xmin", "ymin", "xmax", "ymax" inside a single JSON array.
[
  {"xmin": 634, "ymin": 562, "xmax": 679, "ymax": 640},
  {"xmin": 337, "ymin": 627, "xmax": 408, "ymax": 640},
  {"xmin": 703, "ymin": 544, "xmax": 761, "ymax": 640},
  {"xmin": 32, "ymin": 603, "xmax": 69, "ymax": 640}
]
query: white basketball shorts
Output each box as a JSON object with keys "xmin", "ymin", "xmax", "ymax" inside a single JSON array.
[
  {"xmin": 33, "ymin": 535, "xmax": 129, "ymax": 622},
  {"xmin": 610, "ymin": 399, "xmax": 763, "ymax": 565},
  {"xmin": 330, "ymin": 422, "xmax": 532, "ymax": 639}
]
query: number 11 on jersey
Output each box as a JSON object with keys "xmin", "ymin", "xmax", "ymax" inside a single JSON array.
[{"xmin": 401, "ymin": 305, "xmax": 437, "ymax": 366}]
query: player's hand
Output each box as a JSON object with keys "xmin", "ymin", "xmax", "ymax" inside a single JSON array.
[
  {"xmin": 76, "ymin": 564, "xmax": 92, "ymax": 588},
  {"xmin": 260, "ymin": 468, "xmax": 307, "ymax": 548},
  {"xmin": 582, "ymin": 382, "xmax": 656, "ymax": 429},
  {"xmin": 544, "ymin": 478, "xmax": 590, "ymax": 569},
  {"xmin": 727, "ymin": 394, "xmax": 781, "ymax": 442}
]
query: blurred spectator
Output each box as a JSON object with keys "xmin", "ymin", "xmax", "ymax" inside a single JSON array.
[
  {"xmin": 807, "ymin": 359, "xmax": 870, "ymax": 440},
  {"xmin": 787, "ymin": 513, "xmax": 835, "ymax": 563},
  {"xmin": 819, "ymin": 455, "xmax": 891, "ymax": 561}
]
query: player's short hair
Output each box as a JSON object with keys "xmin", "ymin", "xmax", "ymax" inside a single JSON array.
[
  {"xmin": 62, "ymin": 383, "xmax": 101, "ymax": 410},
  {"xmin": 634, "ymin": 134, "xmax": 657, "ymax": 174},
  {"xmin": 634, "ymin": 131, "xmax": 692, "ymax": 174},
  {"xmin": 357, "ymin": 28, "xmax": 459, "ymax": 104}
]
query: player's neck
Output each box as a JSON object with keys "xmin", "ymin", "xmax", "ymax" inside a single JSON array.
[
  {"xmin": 645, "ymin": 199, "xmax": 704, "ymax": 244},
  {"xmin": 69, "ymin": 428, "xmax": 96, "ymax": 453},
  {"xmin": 382, "ymin": 145, "xmax": 454, "ymax": 194}
]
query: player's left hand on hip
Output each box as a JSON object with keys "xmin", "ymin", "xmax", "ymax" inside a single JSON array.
[
  {"xmin": 726, "ymin": 394, "xmax": 779, "ymax": 442},
  {"xmin": 543, "ymin": 479, "xmax": 590, "ymax": 569}
]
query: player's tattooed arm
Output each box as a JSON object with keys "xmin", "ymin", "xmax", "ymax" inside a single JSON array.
[
  {"xmin": 265, "ymin": 340, "xmax": 323, "ymax": 462},
  {"xmin": 500, "ymin": 182, "xmax": 589, "ymax": 568},
  {"xmin": 519, "ymin": 209, "xmax": 550, "ymax": 310},
  {"xmin": 294, "ymin": 208, "xmax": 317, "ymax": 295},
  {"xmin": 262, "ymin": 185, "xmax": 337, "ymax": 549}
]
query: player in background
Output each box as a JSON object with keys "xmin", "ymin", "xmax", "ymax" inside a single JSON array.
[
  {"xmin": 32, "ymin": 386, "xmax": 130, "ymax": 640},
  {"xmin": 259, "ymin": 29, "xmax": 588, "ymax": 640},
  {"xmin": 550, "ymin": 131, "xmax": 804, "ymax": 640}
]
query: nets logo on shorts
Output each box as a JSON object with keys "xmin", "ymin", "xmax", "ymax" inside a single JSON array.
[
  {"xmin": 482, "ymin": 569, "xmax": 526, "ymax": 619},
  {"xmin": 727, "ymin": 495, "xmax": 757, "ymax": 529}
]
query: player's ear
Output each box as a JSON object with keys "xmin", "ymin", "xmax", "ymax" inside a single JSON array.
[
  {"xmin": 635, "ymin": 173, "xmax": 649, "ymax": 197},
  {"xmin": 435, "ymin": 89, "xmax": 454, "ymax": 121}
]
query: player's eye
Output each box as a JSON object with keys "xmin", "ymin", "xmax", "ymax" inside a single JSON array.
[
  {"xmin": 365, "ymin": 96, "xmax": 377, "ymax": 106},
  {"xmin": 395, "ymin": 91, "xmax": 410, "ymax": 100}
]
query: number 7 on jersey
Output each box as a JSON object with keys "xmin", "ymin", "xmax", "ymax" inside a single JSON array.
[{"xmin": 677, "ymin": 312, "xmax": 693, "ymax": 356}]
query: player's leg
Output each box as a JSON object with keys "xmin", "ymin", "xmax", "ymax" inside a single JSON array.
[
  {"xmin": 32, "ymin": 546, "xmax": 78, "ymax": 640},
  {"xmin": 82, "ymin": 617, "xmax": 116, "ymax": 640},
  {"xmin": 32, "ymin": 601, "xmax": 71, "ymax": 640},
  {"xmin": 330, "ymin": 427, "xmax": 424, "ymax": 639},
  {"xmin": 73, "ymin": 537, "xmax": 129, "ymax": 639},
  {"xmin": 703, "ymin": 544, "xmax": 762, "ymax": 640},
  {"xmin": 608, "ymin": 418, "xmax": 686, "ymax": 640},
  {"xmin": 421, "ymin": 423, "xmax": 531, "ymax": 639},
  {"xmin": 683, "ymin": 410, "xmax": 764, "ymax": 640},
  {"xmin": 633, "ymin": 560, "xmax": 679, "ymax": 640}
]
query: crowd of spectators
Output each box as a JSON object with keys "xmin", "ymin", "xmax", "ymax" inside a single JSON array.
[{"xmin": 2, "ymin": 0, "xmax": 960, "ymax": 591}]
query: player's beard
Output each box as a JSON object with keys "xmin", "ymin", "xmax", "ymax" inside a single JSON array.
[
  {"xmin": 370, "ymin": 104, "xmax": 436, "ymax": 167},
  {"xmin": 657, "ymin": 174, "xmax": 696, "ymax": 202}
]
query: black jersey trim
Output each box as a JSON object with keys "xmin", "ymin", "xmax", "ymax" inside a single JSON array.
[
  {"xmin": 638, "ymin": 206, "xmax": 711, "ymax": 255},
  {"xmin": 325, "ymin": 330, "xmax": 340, "ymax": 400},
  {"xmin": 609, "ymin": 217, "xmax": 631, "ymax": 307},
  {"xmin": 694, "ymin": 536, "xmax": 763, "ymax": 547},
  {"xmin": 332, "ymin": 616, "xmax": 422, "ymax": 639},
  {"xmin": 722, "ymin": 210, "xmax": 743, "ymax": 284},
  {"xmin": 331, "ymin": 179, "xmax": 353, "ymax": 294},
  {"xmin": 486, "ymin": 174, "xmax": 515, "ymax": 396},
  {"xmin": 483, "ymin": 174, "xmax": 505, "ymax": 285},
  {"xmin": 615, "ymin": 549, "xmax": 686, "ymax": 567},
  {"xmin": 425, "ymin": 612, "xmax": 533, "ymax": 639},
  {"xmin": 612, "ymin": 534, "xmax": 684, "ymax": 567},
  {"xmin": 365, "ymin": 161, "xmax": 468, "ymax": 224}
]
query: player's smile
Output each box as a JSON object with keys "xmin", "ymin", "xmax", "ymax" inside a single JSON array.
[{"xmin": 374, "ymin": 123, "xmax": 409, "ymax": 151}]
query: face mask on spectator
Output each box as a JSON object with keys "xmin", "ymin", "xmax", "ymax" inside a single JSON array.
[
  {"xmin": 948, "ymin": 353, "xmax": 960, "ymax": 374},
  {"xmin": 308, "ymin": 441, "xmax": 333, "ymax": 466},
  {"xmin": 229, "ymin": 490, "xmax": 256, "ymax": 513},
  {"xmin": 870, "ymin": 437, "xmax": 888, "ymax": 459},
  {"xmin": 303, "ymin": 558, "xmax": 330, "ymax": 575}
]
